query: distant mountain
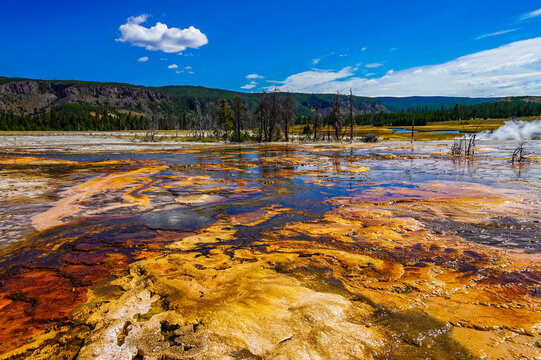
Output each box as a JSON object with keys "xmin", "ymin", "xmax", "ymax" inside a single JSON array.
[
  {"xmin": 0, "ymin": 77, "xmax": 388, "ymax": 118},
  {"xmin": 377, "ymin": 96, "xmax": 500, "ymax": 112}
]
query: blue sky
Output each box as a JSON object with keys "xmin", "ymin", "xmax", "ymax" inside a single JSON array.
[{"xmin": 1, "ymin": 0, "xmax": 541, "ymax": 96}]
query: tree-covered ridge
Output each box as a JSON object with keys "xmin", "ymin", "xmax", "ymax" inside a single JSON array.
[
  {"xmin": 0, "ymin": 107, "xmax": 146, "ymax": 131},
  {"xmin": 377, "ymin": 96, "xmax": 500, "ymax": 112},
  {"xmin": 354, "ymin": 97, "xmax": 541, "ymax": 127},
  {"xmin": 0, "ymin": 77, "xmax": 386, "ymax": 118},
  {"xmin": 1, "ymin": 91, "xmax": 540, "ymax": 135},
  {"xmin": 0, "ymin": 77, "xmax": 540, "ymax": 134}
]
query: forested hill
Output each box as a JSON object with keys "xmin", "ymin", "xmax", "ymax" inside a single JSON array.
[
  {"xmin": 0, "ymin": 77, "xmax": 387, "ymax": 118},
  {"xmin": 377, "ymin": 96, "xmax": 499, "ymax": 111},
  {"xmin": 1, "ymin": 77, "xmax": 539, "ymax": 131}
]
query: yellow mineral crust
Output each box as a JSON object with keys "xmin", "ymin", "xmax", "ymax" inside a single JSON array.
[
  {"xmin": 2, "ymin": 195, "xmax": 540, "ymax": 359},
  {"xmin": 256, "ymin": 207, "xmax": 541, "ymax": 358},
  {"xmin": 71, "ymin": 250, "xmax": 384, "ymax": 360},
  {"xmin": 31, "ymin": 165, "xmax": 168, "ymax": 231},
  {"xmin": 1, "ymin": 148, "xmax": 540, "ymax": 359},
  {"xmin": 167, "ymin": 223, "xmax": 237, "ymax": 251}
]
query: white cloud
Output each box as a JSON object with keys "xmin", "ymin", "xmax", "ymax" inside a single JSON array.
[
  {"xmin": 476, "ymin": 29, "xmax": 517, "ymax": 40},
  {"xmin": 361, "ymin": 47, "xmax": 367, "ymax": 52},
  {"xmin": 246, "ymin": 73, "xmax": 264, "ymax": 79},
  {"xmin": 241, "ymin": 80, "xmax": 258, "ymax": 89},
  {"xmin": 128, "ymin": 14, "xmax": 148, "ymax": 25},
  {"xmin": 270, "ymin": 67, "xmax": 355, "ymax": 93},
  {"xmin": 117, "ymin": 14, "xmax": 208, "ymax": 53},
  {"xmin": 274, "ymin": 37, "xmax": 541, "ymax": 97},
  {"xmin": 176, "ymin": 70, "xmax": 184, "ymax": 74},
  {"xmin": 138, "ymin": 56, "xmax": 149, "ymax": 62},
  {"xmin": 520, "ymin": 8, "xmax": 541, "ymax": 20},
  {"xmin": 168, "ymin": 64, "xmax": 178, "ymax": 69},
  {"xmin": 312, "ymin": 58, "xmax": 321, "ymax": 65},
  {"xmin": 365, "ymin": 63, "xmax": 383, "ymax": 68},
  {"xmin": 184, "ymin": 66, "xmax": 192, "ymax": 70}
]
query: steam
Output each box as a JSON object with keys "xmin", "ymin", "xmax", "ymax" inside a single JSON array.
[{"xmin": 477, "ymin": 120, "xmax": 541, "ymax": 140}]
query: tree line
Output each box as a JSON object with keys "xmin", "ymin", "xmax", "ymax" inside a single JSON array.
[
  {"xmin": 354, "ymin": 100, "xmax": 541, "ymax": 126},
  {"xmin": 1, "ymin": 92, "xmax": 540, "ymax": 140}
]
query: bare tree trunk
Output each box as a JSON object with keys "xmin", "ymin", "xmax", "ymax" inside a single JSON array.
[
  {"xmin": 327, "ymin": 116, "xmax": 330, "ymax": 141},
  {"xmin": 411, "ymin": 108, "xmax": 415, "ymax": 144},
  {"xmin": 349, "ymin": 89, "xmax": 354, "ymax": 142},
  {"xmin": 314, "ymin": 101, "xmax": 319, "ymax": 141},
  {"xmin": 259, "ymin": 115, "xmax": 263, "ymax": 143}
]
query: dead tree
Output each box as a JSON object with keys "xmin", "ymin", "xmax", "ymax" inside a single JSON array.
[
  {"xmin": 172, "ymin": 114, "xmax": 180, "ymax": 138},
  {"xmin": 449, "ymin": 139, "xmax": 463, "ymax": 155},
  {"xmin": 329, "ymin": 93, "xmax": 343, "ymax": 141},
  {"xmin": 256, "ymin": 92, "xmax": 270, "ymax": 142},
  {"xmin": 190, "ymin": 99, "xmax": 205, "ymax": 140},
  {"xmin": 145, "ymin": 113, "xmax": 159, "ymax": 142},
  {"xmin": 283, "ymin": 92, "xmax": 295, "ymax": 142},
  {"xmin": 411, "ymin": 108, "xmax": 415, "ymax": 144},
  {"xmin": 349, "ymin": 89, "xmax": 354, "ymax": 142},
  {"xmin": 464, "ymin": 134, "xmax": 477, "ymax": 156},
  {"xmin": 232, "ymin": 95, "xmax": 247, "ymax": 142},
  {"xmin": 313, "ymin": 100, "xmax": 320, "ymax": 141},
  {"xmin": 512, "ymin": 141, "xmax": 527, "ymax": 163},
  {"xmin": 449, "ymin": 134, "xmax": 476, "ymax": 157},
  {"xmin": 269, "ymin": 89, "xmax": 281, "ymax": 142}
]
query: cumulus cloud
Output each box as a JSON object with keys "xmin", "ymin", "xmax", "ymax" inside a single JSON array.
[
  {"xmin": 520, "ymin": 8, "xmax": 541, "ymax": 20},
  {"xmin": 241, "ymin": 81, "xmax": 257, "ymax": 90},
  {"xmin": 475, "ymin": 29, "xmax": 517, "ymax": 40},
  {"xmin": 246, "ymin": 74, "xmax": 263, "ymax": 79},
  {"xmin": 274, "ymin": 37, "xmax": 541, "ymax": 97},
  {"xmin": 138, "ymin": 56, "xmax": 149, "ymax": 62},
  {"xmin": 117, "ymin": 14, "xmax": 208, "ymax": 53},
  {"xmin": 168, "ymin": 64, "xmax": 178, "ymax": 69},
  {"xmin": 312, "ymin": 58, "xmax": 321, "ymax": 65}
]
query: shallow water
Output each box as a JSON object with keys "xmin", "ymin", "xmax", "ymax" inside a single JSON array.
[{"xmin": 0, "ymin": 140, "xmax": 540, "ymax": 359}]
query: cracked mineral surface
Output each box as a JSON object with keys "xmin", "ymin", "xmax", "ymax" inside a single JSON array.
[{"xmin": 0, "ymin": 138, "xmax": 540, "ymax": 359}]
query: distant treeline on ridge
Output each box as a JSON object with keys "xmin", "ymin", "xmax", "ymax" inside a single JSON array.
[{"xmin": 0, "ymin": 79, "xmax": 540, "ymax": 138}]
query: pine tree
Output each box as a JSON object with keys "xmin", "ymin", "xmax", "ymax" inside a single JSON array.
[{"xmin": 217, "ymin": 98, "xmax": 233, "ymax": 139}]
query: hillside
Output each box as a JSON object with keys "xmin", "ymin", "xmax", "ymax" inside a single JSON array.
[
  {"xmin": 377, "ymin": 96, "xmax": 499, "ymax": 111},
  {"xmin": 0, "ymin": 77, "xmax": 388, "ymax": 118}
]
